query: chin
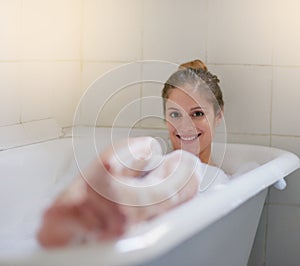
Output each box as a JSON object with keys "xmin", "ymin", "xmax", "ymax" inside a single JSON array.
[{"xmin": 171, "ymin": 142, "xmax": 199, "ymax": 156}]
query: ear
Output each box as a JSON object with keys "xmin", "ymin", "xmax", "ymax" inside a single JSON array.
[{"xmin": 215, "ymin": 107, "xmax": 224, "ymax": 126}]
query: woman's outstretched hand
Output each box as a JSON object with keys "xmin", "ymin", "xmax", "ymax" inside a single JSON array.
[{"xmin": 37, "ymin": 137, "xmax": 200, "ymax": 248}]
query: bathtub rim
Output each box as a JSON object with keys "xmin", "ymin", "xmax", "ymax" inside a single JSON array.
[{"xmin": 0, "ymin": 137, "xmax": 299, "ymax": 266}]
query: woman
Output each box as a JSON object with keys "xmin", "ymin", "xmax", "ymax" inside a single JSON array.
[
  {"xmin": 164, "ymin": 59, "xmax": 223, "ymax": 164},
  {"xmin": 37, "ymin": 59, "xmax": 227, "ymax": 247},
  {"xmin": 163, "ymin": 60, "xmax": 228, "ymax": 191}
]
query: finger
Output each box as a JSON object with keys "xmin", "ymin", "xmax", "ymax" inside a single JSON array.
[
  {"xmin": 101, "ymin": 137, "xmax": 164, "ymax": 178},
  {"xmin": 86, "ymin": 188, "xmax": 127, "ymax": 239}
]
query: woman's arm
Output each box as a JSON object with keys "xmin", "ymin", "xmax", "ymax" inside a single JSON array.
[{"xmin": 37, "ymin": 137, "xmax": 200, "ymax": 248}]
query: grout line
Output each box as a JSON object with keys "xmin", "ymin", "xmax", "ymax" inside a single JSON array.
[
  {"xmin": 269, "ymin": 0, "xmax": 275, "ymax": 148},
  {"xmin": 19, "ymin": 0, "xmax": 23, "ymax": 124},
  {"xmin": 141, "ymin": 0, "xmax": 144, "ymax": 60},
  {"xmin": 267, "ymin": 202, "xmax": 300, "ymax": 208},
  {"xmin": 138, "ymin": 0, "xmax": 145, "ymax": 128},
  {"xmin": 1, "ymin": 123, "xmax": 300, "ymax": 138},
  {"xmin": 0, "ymin": 117, "xmax": 53, "ymax": 128},
  {"xmin": 0, "ymin": 137, "xmax": 66, "ymax": 151},
  {"xmin": 263, "ymin": 200, "xmax": 269, "ymax": 266},
  {"xmin": 80, "ymin": 0, "xmax": 84, "ymax": 68},
  {"xmin": 78, "ymin": 0, "xmax": 84, "ymax": 126},
  {"xmin": 0, "ymin": 59, "xmax": 82, "ymax": 63},
  {"xmin": 226, "ymin": 132, "xmax": 270, "ymax": 136},
  {"xmin": 80, "ymin": 2, "xmax": 84, "ymax": 87},
  {"xmin": 269, "ymin": 66, "xmax": 274, "ymax": 147},
  {"xmin": 204, "ymin": 0, "xmax": 209, "ymax": 63},
  {"xmin": 81, "ymin": 59, "xmax": 138, "ymax": 64},
  {"xmin": 270, "ymin": 134, "xmax": 300, "ymax": 139},
  {"xmin": 1, "ymin": 58, "xmax": 299, "ymax": 69},
  {"xmin": 139, "ymin": 64, "xmax": 143, "ymax": 128},
  {"xmin": 225, "ymin": 132, "xmax": 300, "ymax": 139},
  {"xmin": 202, "ymin": 63, "xmax": 300, "ymax": 68}
]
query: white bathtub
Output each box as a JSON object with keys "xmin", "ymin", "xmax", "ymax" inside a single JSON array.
[{"xmin": 0, "ymin": 127, "xmax": 299, "ymax": 266}]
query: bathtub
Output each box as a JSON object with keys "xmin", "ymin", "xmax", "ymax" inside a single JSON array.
[{"xmin": 0, "ymin": 127, "xmax": 299, "ymax": 266}]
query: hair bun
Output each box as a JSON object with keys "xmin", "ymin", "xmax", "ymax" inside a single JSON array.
[{"xmin": 179, "ymin": 59, "xmax": 207, "ymax": 71}]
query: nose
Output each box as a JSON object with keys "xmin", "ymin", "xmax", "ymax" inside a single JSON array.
[{"xmin": 177, "ymin": 115, "xmax": 197, "ymax": 134}]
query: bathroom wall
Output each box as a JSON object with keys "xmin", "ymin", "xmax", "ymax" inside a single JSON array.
[
  {"xmin": 0, "ymin": 0, "xmax": 81, "ymax": 148},
  {"xmin": 0, "ymin": 0, "xmax": 300, "ymax": 265}
]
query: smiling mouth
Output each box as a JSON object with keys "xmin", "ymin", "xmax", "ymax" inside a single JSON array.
[{"xmin": 176, "ymin": 133, "xmax": 202, "ymax": 141}]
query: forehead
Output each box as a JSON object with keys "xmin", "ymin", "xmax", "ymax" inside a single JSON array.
[{"xmin": 166, "ymin": 86, "xmax": 211, "ymax": 108}]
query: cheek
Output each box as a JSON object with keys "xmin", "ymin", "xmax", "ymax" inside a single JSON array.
[
  {"xmin": 166, "ymin": 123, "xmax": 179, "ymax": 143},
  {"xmin": 203, "ymin": 119, "xmax": 212, "ymax": 131},
  {"xmin": 166, "ymin": 122, "xmax": 176, "ymax": 135},
  {"xmin": 201, "ymin": 114, "xmax": 215, "ymax": 129}
]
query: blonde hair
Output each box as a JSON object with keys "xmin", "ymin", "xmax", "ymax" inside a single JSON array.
[
  {"xmin": 162, "ymin": 59, "xmax": 223, "ymax": 115},
  {"xmin": 178, "ymin": 59, "xmax": 207, "ymax": 71}
]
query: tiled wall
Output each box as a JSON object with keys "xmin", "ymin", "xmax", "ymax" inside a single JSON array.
[
  {"xmin": 0, "ymin": 0, "xmax": 300, "ymax": 265},
  {"xmin": 0, "ymin": 0, "xmax": 81, "ymax": 127}
]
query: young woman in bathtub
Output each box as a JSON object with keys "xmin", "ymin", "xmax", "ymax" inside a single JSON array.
[
  {"xmin": 163, "ymin": 60, "xmax": 228, "ymax": 190},
  {"xmin": 37, "ymin": 59, "xmax": 228, "ymax": 247}
]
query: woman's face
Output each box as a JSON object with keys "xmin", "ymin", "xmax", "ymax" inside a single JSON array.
[{"xmin": 165, "ymin": 86, "xmax": 222, "ymax": 164}]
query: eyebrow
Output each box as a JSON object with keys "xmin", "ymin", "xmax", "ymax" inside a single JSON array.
[
  {"xmin": 167, "ymin": 106, "xmax": 207, "ymax": 111},
  {"xmin": 191, "ymin": 106, "xmax": 207, "ymax": 111}
]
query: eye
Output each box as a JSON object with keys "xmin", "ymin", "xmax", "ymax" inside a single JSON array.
[
  {"xmin": 169, "ymin": 111, "xmax": 181, "ymax": 118},
  {"xmin": 192, "ymin": 110, "xmax": 205, "ymax": 117}
]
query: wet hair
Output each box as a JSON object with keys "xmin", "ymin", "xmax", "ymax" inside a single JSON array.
[
  {"xmin": 178, "ymin": 59, "xmax": 207, "ymax": 71},
  {"xmin": 162, "ymin": 60, "xmax": 224, "ymax": 115}
]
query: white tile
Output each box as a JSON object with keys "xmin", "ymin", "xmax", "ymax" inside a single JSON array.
[
  {"xmin": 0, "ymin": 124, "xmax": 28, "ymax": 149},
  {"xmin": 271, "ymin": 135, "xmax": 300, "ymax": 156},
  {"xmin": 21, "ymin": 0, "xmax": 81, "ymax": 60},
  {"xmin": 269, "ymin": 136, "xmax": 300, "ymax": 205},
  {"xmin": 140, "ymin": 82, "xmax": 165, "ymax": 128},
  {"xmin": 20, "ymin": 62, "xmax": 80, "ymax": 125},
  {"xmin": 266, "ymin": 205, "xmax": 300, "ymax": 266},
  {"xmin": 0, "ymin": 119, "xmax": 62, "ymax": 149},
  {"xmin": 0, "ymin": 63, "xmax": 21, "ymax": 126},
  {"xmin": 82, "ymin": 0, "xmax": 142, "ymax": 61},
  {"xmin": 273, "ymin": 0, "xmax": 300, "ymax": 66},
  {"xmin": 269, "ymin": 170, "xmax": 300, "ymax": 205},
  {"xmin": 20, "ymin": 62, "xmax": 55, "ymax": 122},
  {"xmin": 96, "ymin": 84, "xmax": 141, "ymax": 127},
  {"xmin": 62, "ymin": 126, "xmax": 72, "ymax": 138},
  {"xmin": 141, "ymin": 60, "xmax": 178, "ymax": 83},
  {"xmin": 78, "ymin": 62, "xmax": 142, "ymax": 127},
  {"xmin": 0, "ymin": 0, "xmax": 20, "ymax": 60},
  {"xmin": 81, "ymin": 62, "xmax": 123, "ymax": 95},
  {"xmin": 207, "ymin": 0, "xmax": 272, "ymax": 65},
  {"xmin": 225, "ymin": 133, "xmax": 270, "ymax": 146},
  {"xmin": 272, "ymin": 67, "xmax": 300, "ymax": 135},
  {"xmin": 209, "ymin": 65, "xmax": 272, "ymax": 135},
  {"xmin": 140, "ymin": 62, "xmax": 177, "ymax": 128},
  {"xmin": 52, "ymin": 62, "xmax": 81, "ymax": 127},
  {"xmin": 80, "ymin": 62, "xmax": 129, "ymax": 126},
  {"xmin": 23, "ymin": 119, "xmax": 62, "ymax": 143},
  {"xmin": 143, "ymin": 0, "xmax": 207, "ymax": 62}
]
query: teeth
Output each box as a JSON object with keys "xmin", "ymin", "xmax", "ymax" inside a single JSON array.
[{"xmin": 180, "ymin": 135, "xmax": 198, "ymax": 141}]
